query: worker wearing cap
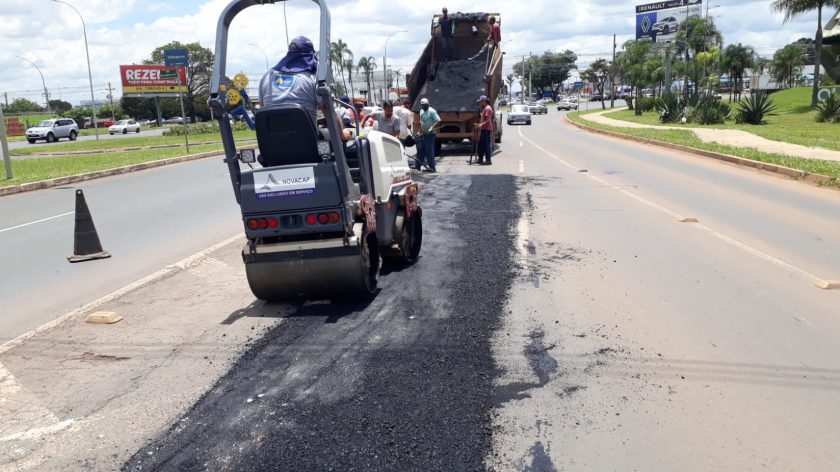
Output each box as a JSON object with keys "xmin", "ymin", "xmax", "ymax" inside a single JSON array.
[
  {"xmin": 416, "ymin": 98, "xmax": 440, "ymax": 172},
  {"xmin": 259, "ymin": 36, "xmax": 320, "ymax": 124},
  {"xmin": 475, "ymin": 95, "xmax": 494, "ymax": 165}
]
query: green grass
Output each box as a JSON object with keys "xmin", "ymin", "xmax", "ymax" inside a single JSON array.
[
  {"xmin": 11, "ymin": 130, "xmax": 256, "ymax": 156},
  {"xmin": 599, "ymin": 87, "xmax": 840, "ymax": 152},
  {"xmin": 1, "ymin": 144, "xmax": 226, "ymax": 187},
  {"xmin": 567, "ymin": 112, "xmax": 840, "ymax": 188}
]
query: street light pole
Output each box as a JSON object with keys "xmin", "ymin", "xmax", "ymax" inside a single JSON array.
[
  {"xmin": 383, "ymin": 30, "xmax": 407, "ymax": 102},
  {"xmin": 15, "ymin": 56, "xmax": 50, "ymax": 112},
  {"xmin": 53, "ymin": 0, "xmax": 99, "ymax": 140},
  {"xmin": 249, "ymin": 43, "xmax": 269, "ymax": 70}
]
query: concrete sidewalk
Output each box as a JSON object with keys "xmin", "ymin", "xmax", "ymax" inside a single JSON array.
[{"xmin": 580, "ymin": 109, "xmax": 840, "ymax": 163}]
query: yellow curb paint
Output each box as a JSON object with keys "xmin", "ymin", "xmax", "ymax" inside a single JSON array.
[{"xmin": 84, "ymin": 312, "xmax": 124, "ymax": 324}]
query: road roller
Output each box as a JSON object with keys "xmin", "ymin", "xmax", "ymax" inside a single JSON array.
[{"xmin": 208, "ymin": 0, "xmax": 422, "ymax": 301}]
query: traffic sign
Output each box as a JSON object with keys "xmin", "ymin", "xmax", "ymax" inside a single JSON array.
[{"xmin": 164, "ymin": 48, "xmax": 190, "ymax": 67}]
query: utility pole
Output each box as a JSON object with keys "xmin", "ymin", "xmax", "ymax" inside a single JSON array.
[
  {"xmin": 0, "ymin": 103, "xmax": 11, "ymax": 179},
  {"xmin": 528, "ymin": 51, "xmax": 533, "ymax": 103},
  {"xmin": 106, "ymin": 82, "xmax": 116, "ymax": 121},
  {"xmin": 611, "ymin": 34, "xmax": 617, "ymax": 108}
]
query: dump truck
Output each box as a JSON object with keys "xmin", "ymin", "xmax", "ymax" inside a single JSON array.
[{"xmin": 407, "ymin": 12, "xmax": 504, "ymax": 154}]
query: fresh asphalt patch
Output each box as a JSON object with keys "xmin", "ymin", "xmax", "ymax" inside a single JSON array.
[{"xmin": 124, "ymin": 173, "xmax": 521, "ymax": 471}]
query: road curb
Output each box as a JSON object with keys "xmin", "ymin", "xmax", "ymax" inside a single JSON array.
[
  {"xmin": 565, "ymin": 115, "xmax": 837, "ymax": 187},
  {"xmin": 0, "ymin": 145, "xmax": 256, "ymax": 197}
]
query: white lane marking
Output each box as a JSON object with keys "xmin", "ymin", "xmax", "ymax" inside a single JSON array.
[
  {"xmin": 517, "ymin": 214, "xmax": 530, "ymax": 265},
  {"xmin": 0, "ymin": 212, "xmax": 74, "ymax": 234},
  {"xmin": 517, "ymin": 127, "xmax": 834, "ymax": 288},
  {"xmin": 519, "ymin": 160, "xmax": 525, "ymax": 174},
  {"xmin": 0, "ymin": 233, "xmax": 244, "ymax": 355}
]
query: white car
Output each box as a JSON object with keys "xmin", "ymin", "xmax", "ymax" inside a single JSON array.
[
  {"xmin": 557, "ymin": 99, "xmax": 578, "ymax": 111},
  {"xmin": 109, "ymin": 119, "xmax": 141, "ymax": 134},
  {"xmin": 507, "ymin": 104, "xmax": 531, "ymax": 125},
  {"xmin": 26, "ymin": 118, "xmax": 79, "ymax": 143}
]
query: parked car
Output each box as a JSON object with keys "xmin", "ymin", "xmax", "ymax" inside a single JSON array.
[
  {"xmin": 164, "ymin": 117, "xmax": 184, "ymax": 125},
  {"xmin": 507, "ymin": 104, "xmax": 531, "ymax": 125},
  {"xmin": 557, "ymin": 99, "xmax": 578, "ymax": 111},
  {"xmin": 590, "ymin": 92, "xmax": 603, "ymax": 101},
  {"xmin": 26, "ymin": 118, "xmax": 79, "ymax": 144},
  {"xmin": 108, "ymin": 119, "xmax": 141, "ymax": 135},
  {"xmin": 653, "ymin": 16, "xmax": 678, "ymax": 34},
  {"xmin": 528, "ymin": 101, "xmax": 547, "ymax": 114}
]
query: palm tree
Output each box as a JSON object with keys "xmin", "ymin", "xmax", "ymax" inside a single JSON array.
[
  {"xmin": 675, "ymin": 17, "xmax": 723, "ymax": 101},
  {"xmin": 771, "ymin": 0, "xmax": 840, "ymax": 106},
  {"xmin": 771, "ymin": 44, "xmax": 806, "ymax": 89},
  {"xmin": 358, "ymin": 56, "xmax": 377, "ymax": 104},
  {"xmin": 330, "ymin": 39, "xmax": 352, "ymax": 95},
  {"xmin": 721, "ymin": 43, "xmax": 756, "ymax": 101},
  {"xmin": 344, "ymin": 59, "xmax": 356, "ymax": 99}
]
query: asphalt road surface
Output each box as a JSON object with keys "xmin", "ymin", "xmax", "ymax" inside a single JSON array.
[
  {"xmin": 0, "ymin": 156, "xmax": 241, "ymax": 344},
  {"xmin": 2, "ymin": 109, "xmax": 838, "ymax": 471},
  {"xmin": 6, "ymin": 128, "xmax": 168, "ymax": 152}
]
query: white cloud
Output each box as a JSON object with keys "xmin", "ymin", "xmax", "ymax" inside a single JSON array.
[{"xmin": 0, "ymin": 0, "xmax": 828, "ymax": 106}]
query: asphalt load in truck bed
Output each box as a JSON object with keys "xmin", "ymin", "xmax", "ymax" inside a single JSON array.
[
  {"xmin": 124, "ymin": 173, "xmax": 520, "ymax": 471},
  {"xmin": 414, "ymin": 59, "xmax": 488, "ymax": 113}
]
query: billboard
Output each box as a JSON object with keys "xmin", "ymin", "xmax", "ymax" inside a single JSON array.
[
  {"xmin": 636, "ymin": 0, "xmax": 703, "ymax": 42},
  {"xmin": 119, "ymin": 65, "xmax": 187, "ymax": 97}
]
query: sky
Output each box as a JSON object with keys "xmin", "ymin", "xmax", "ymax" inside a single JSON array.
[{"xmin": 0, "ymin": 0, "xmax": 830, "ymax": 107}]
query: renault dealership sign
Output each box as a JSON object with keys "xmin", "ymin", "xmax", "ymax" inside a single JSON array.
[{"xmin": 636, "ymin": 0, "xmax": 703, "ymax": 42}]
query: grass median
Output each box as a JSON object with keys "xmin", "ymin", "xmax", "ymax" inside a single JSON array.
[
  {"xmin": 567, "ymin": 110, "xmax": 840, "ymax": 188},
  {"xmin": 1, "ymin": 144, "xmax": 228, "ymax": 187},
  {"xmin": 598, "ymin": 88, "xmax": 840, "ymax": 152},
  {"xmin": 11, "ymin": 130, "xmax": 256, "ymax": 156}
]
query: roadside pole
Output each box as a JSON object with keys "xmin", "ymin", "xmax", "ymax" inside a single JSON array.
[
  {"xmin": 176, "ymin": 72, "xmax": 190, "ymax": 155},
  {"xmin": 0, "ymin": 105, "xmax": 12, "ymax": 179}
]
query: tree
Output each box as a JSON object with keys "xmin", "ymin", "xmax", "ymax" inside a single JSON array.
[
  {"xmin": 6, "ymin": 98, "xmax": 42, "ymax": 113},
  {"xmin": 721, "ymin": 43, "xmax": 755, "ymax": 101},
  {"xmin": 357, "ymin": 56, "xmax": 377, "ymax": 104},
  {"xmin": 771, "ymin": 44, "xmax": 806, "ymax": 88},
  {"xmin": 505, "ymin": 73, "xmax": 515, "ymax": 101},
  {"xmin": 675, "ymin": 16, "xmax": 723, "ymax": 101},
  {"xmin": 49, "ymin": 100, "xmax": 73, "ymax": 114},
  {"xmin": 620, "ymin": 40, "xmax": 653, "ymax": 115},
  {"xmin": 583, "ymin": 59, "xmax": 611, "ymax": 109},
  {"xmin": 145, "ymin": 41, "xmax": 214, "ymax": 122},
  {"xmin": 513, "ymin": 50, "xmax": 578, "ymax": 98},
  {"xmin": 344, "ymin": 58, "xmax": 356, "ymax": 99},
  {"xmin": 331, "ymin": 39, "xmax": 352, "ymax": 95},
  {"xmin": 771, "ymin": 0, "xmax": 840, "ymax": 106}
]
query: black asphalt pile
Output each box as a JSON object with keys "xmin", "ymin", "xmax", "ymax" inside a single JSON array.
[
  {"xmin": 451, "ymin": 12, "xmax": 491, "ymax": 22},
  {"xmin": 414, "ymin": 60, "xmax": 487, "ymax": 113},
  {"xmin": 123, "ymin": 174, "xmax": 520, "ymax": 472}
]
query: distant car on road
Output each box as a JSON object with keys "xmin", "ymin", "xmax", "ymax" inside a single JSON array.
[
  {"xmin": 26, "ymin": 118, "xmax": 79, "ymax": 144},
  {"xmin": 507, "ymin": 104, "xmax": 531, "ymax": 125},
  {"xmin": 528, "ymin": 101, "xmax": 547, "ymax": 114},
  {"xmin": 653, "ymin": 16, "xmax": 678, "ymax": 34},
  {"xmin": 590, "ymin": 92, "xmax": 603, "ymax": 101},
  {"xmin": 108, "ymin": 119, "xmax": 141, "ymax": 135},
  {"xmin": 557, "ymin": 99, "xmax": 578, "ymax": 111},
  {"xmin": 164, "ymin": 117, "xmax": 184, "ymax": 125}
]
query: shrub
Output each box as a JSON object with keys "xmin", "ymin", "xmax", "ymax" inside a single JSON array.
[
  {"xmin": 815, "ymin": 93, "xmax": 840, "ymax": 123},
  {"xmin": 625, "ymin": 96, "xmax": 634, "ymax": 110},
  {"xmin": 693, "ymin": 97, "xmax": 731, "ymax": 125},
  {"xmin": 639, "ymin": 97, "xmax": 657, "ymax": 112},
  {"xmin": 735, "ymin": 92, "xmax": 776, "ymax": 125},
  {"xmin": 163, "ymin": 121, "xmax": 252, "ymax": 136},
  {"xmin": 656, "ymin": 93, "xmax": 681, "ymax": 123}
]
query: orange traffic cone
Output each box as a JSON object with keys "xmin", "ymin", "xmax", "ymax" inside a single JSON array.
[{"xmin": 67, "ymin": 189, "xmax": 111, "ymax": 263}]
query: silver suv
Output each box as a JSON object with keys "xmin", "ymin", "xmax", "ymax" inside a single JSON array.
[{"xmin": 26, "ymin": 118, "xmax": 80, "ymax": 144}]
